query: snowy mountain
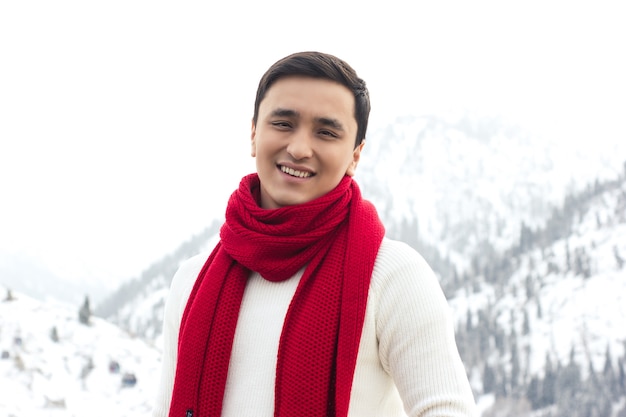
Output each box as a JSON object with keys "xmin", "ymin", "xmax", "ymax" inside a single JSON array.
[
  {"xmin": 0, "ymin": 285, "xmax": 160, "ymax": 416},
  {"xmin": 358, "ymin": 112, "xmax": 625, "ymax": 258},
  {"xmin": 90, "ymin": 113, "xmax": 626, "ymax": 416},
  {"xmin": 454, "ymin": 173, "xmax": 626, "ymax": 415}
]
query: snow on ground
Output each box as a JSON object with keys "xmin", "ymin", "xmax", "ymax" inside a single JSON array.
[{"xmin": 0, "ymin": 286, "xmax": 161, "ymax": 416}]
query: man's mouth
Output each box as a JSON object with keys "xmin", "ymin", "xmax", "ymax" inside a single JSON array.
[{"xmin": 279, "ymin": 165, "xmax": 314, "ymax": 178}]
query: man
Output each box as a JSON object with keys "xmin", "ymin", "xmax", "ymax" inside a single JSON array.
[{"xmin": 153, "ymin": 51, "xmax": 478, "ymax": 417}]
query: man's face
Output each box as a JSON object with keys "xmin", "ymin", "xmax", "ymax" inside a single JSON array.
[{"xmin": 251, "ymin": 76, "xmax": 364, "ymax": 209}]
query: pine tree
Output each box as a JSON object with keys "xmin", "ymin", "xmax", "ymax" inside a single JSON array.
[
  {"xmin": 522, "ymin": 310, "xmax": 530, "ymax": 335},
  {"xmin": 495, "ymin": 364, "xmax": 508, "ymax": 398},
  {"xmin": 618, "ymin": 359, "xmax": 625, "ymax": 393},
  {"xmin": 465, "ymin": 309, "xmax": 473, "ymax": 332},
  {"xmin": 520, "ymin": 221, "xmax": 533, "ymax": 253},
  {"xmin": 510, "ymin": 333, "xmax": 520, "ymax": 391},
  {"xmin": 603, "ymin": 345, "xmax": 618, "ymax": 399},
  {"xmin": 483, "ymin": 362, "xmax": 496, "ymax": 394},
  {"xmin": 524, "ymin": 274, "xmax": 534, "ymax": 300},
  {"xmin": 78, "ymin": 295, "xmax": 92, "ymax": 325},
  {"xmin": 494, "ymin": 328, "xmax": 506, "ymax": 355},
  {"xmin": 555, "ymin": 348, "xmax": 582, "ymax": 417},
  {"xmin": 50, "ymin": 326, "xmax": 59, "ymax": 343},
  {"xmin": 542, "ymin": 353, "xmax": 556, "ymax": 406},
  {"xmin": 526, "ymin": 375, "xmax": 541, "ymax": 409},
  {"xmin": 565, "ymin": 241, "xmax": 571, "ymax": 272},
  {"xmin": 574, "ymin": 247, "xmax": 584, "ymax": 276},
  {"xmin": 614, "ymin": 245, "xmax": 624, "ymax": 269},
  {"xmin": 587, "ymin": 356, "xmax": 599, "ymax": 390}
]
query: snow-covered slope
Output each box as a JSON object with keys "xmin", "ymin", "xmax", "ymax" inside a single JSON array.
[
  {"xmin": 0, "ymin": 286, "xmax": 160, "ymax": 416},
  {"xmin": 451, "ymin": 174, "xmax": 626, "ymax": 415}
]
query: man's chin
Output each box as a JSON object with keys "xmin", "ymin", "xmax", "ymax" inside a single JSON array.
[{"xmin": 264, "ymin": 192, "xmax": 316, "ymax": 209}]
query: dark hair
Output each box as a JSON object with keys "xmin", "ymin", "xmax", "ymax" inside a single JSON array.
[{"xmin": 252, "ymin": 51, "xmax": 370, "ymax": 147}]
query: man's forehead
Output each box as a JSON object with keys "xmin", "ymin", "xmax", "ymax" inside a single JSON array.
[{"xmin": 259, "ymin": 78, "xmax": 356, "ymax": 120}]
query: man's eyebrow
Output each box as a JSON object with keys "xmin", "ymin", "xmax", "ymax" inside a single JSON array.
[
  {"xmin": 270, "ymin": 108, "xmax": 299, "ymax": 118},
  {"xmin": 315, "ymin": 117, "xmax": 345, "ymax": 131}
]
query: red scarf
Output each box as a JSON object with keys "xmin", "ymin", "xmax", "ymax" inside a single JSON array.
[{"xmin": 168, "ymin": 173, "xmax": 384, "ymax": 417}]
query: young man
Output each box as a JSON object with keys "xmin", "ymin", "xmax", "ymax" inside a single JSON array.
[{"xmin": 153, "ymin": 51, "xmax": 478, "ymax": 417}]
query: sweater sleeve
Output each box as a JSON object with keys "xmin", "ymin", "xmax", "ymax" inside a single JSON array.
[
  {"xmin": 151, "ymin": 252, "xmax": 208, "ymax": 417},
  {"xmin": 373, "ymin": 239, "xmax": 478, "ymax": 417}
]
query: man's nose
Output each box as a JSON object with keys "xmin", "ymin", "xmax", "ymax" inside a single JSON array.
[{"xmin": 286, "ymin": 130, "xmax": 313, "ymax": 160}]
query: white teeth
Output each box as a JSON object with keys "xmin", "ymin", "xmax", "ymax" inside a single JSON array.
[{"xmin": 280, "ymin": 165, "xmax": 312, "ymax": 178}]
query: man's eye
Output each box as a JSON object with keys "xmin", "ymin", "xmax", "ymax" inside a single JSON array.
[
  {"xmin": 272, "ymin": 121, "xmax": 291, "ymax": 128},
  {"xmin": 319, "ymin": 130, "xmax": 337, "ymax": 138}
]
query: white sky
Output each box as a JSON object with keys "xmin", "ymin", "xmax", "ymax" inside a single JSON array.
[{"xmin": 1, "ymin": 0, "xmax": 625, "ymax": 288}]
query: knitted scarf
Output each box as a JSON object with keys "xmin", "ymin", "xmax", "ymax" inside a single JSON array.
[{"xmin": 168, "ymin": 173, "xmax": 384, "ymax": 417}]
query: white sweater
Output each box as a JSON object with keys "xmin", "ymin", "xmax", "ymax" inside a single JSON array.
[{"xmin": 152, "ymin": 237, "xmax": 478, "ymax": 417}]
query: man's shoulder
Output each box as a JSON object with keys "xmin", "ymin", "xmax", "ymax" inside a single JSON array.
[
  {"xmin": 170, "ymin": 250, "xmax": 212, "ymax": 290},
  {"xmin": 372, "ymin": 237, "xmax": 435, "ymax": 284},
  {"xmin": 376, "ymin": 237, "xmax": 426, "ymax": 265},
  {"xmin": 180, "ymin": 250, "xmax": 212, "ymax": 270}
]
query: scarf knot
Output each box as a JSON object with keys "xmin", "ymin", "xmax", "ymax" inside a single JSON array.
[{"xmin": 220, "ymin": 174, "xmax": 353, "ymax": 282}]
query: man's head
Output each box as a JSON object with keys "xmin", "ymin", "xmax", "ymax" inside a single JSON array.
[
  {"xmin": 250, "ymin": 52, "xmax": 371, "ymax": 209},
  {"xmin": 253, "ymin": 51, "xmax": 370, "ymax": 148}
]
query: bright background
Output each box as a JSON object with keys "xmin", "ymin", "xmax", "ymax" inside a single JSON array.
[{"xmin": 1, "ymin": 0, "xmax": 625, "ymax": 289}]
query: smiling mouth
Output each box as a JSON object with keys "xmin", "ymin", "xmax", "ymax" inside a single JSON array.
[{"xmin": 279, "ymin": 165, "xmax": 314, "ymax": 178}]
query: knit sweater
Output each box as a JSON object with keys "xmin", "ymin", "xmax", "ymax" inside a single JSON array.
[{"xmin": 152, "ymin": 237, "xmax": 478, "ymax": 417}]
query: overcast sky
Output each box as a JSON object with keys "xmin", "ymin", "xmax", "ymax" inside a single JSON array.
[{"xmin": 1, "ymin": 0, "xmax": 625, "ymax": 289}]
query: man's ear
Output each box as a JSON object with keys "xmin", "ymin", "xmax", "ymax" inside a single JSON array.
[
  {"xmin": 346, "ymin": 141, "xmax": 365, "ymax": 177},
  {"xmin": 250, "ymin": 119, "xmax": 257, "ymax": 157}
]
